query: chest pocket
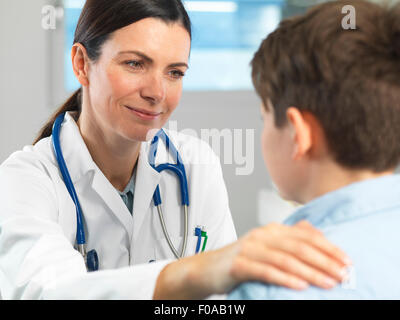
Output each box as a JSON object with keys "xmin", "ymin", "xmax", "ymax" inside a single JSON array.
[{"xmin": 154, "ymin": 236, "xmax": 198, "ymax": 260}]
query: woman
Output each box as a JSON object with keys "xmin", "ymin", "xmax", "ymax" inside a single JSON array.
[{"xmin": 0, "ymin": 0, "xmax": 350, "ymax": 299}]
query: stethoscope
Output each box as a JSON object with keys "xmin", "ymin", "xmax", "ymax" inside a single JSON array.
[
  {"xmin": 148, "ymin": 129, "xmax": 189, "ymax": 260},
  {"xmin": 51, "ymin": 112, "xmax": 190, "ymax": 272}
]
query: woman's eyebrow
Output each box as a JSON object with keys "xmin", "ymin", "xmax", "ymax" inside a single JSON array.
[
  {"xmin": 118, "ymin": 50, "xmax": 189, "ymax": 69},
  {"xmin": 169, "ymin": 62, "xmax": 189, "ymax": 69}
]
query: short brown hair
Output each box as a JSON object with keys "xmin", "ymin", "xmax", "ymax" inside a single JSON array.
[{"xmin": 252, "ymin": 0, "xmax": 400, "ymax": 172}]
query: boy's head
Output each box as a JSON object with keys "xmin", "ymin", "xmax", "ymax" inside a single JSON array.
[{"xmin": 252, "ymin": 0, "xmax": 400, "ymax": 203}]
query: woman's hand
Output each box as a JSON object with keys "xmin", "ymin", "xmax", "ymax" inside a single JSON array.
[
  {"xmin": 153, "ymin": 220, "xmax": 352, "ymax": 300},
  {"xmin": 227, "ymin": 220, "xmax": 351, "ymax": 290}
]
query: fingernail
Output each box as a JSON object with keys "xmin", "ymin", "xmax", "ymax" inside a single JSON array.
[
  {"xmin": 296, "ymin": 280, "xmax": 309, "ymax": 290},
  {"xmin": 342, "ymin": 255, "xmax": 352, "ymax": 266},
  {"xmin": 323, "ymin": 277, "xmax": 337, "ymax": 288},
  {"xmin": 338, "ymin": 267, "xmax": 349, "ymax": 280}
]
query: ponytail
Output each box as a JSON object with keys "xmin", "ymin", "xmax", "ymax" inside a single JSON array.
[{"xmin": 33, "ymin": 88, "xmax": 82, "ymax": 145}]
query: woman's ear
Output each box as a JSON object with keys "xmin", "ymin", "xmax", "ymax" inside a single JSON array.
[
  {"xmin": 71, "ymin": 43, "xmax": 90, "ymax": 87},
  {"xmin": 286, "ymin": 107, "xmax": 313, "ymax": 161}
]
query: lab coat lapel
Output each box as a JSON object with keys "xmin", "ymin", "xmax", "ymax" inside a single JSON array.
[
  {"xmin": 91, "ymin": 168, "xmax": 134, "ymax": 240},
  {"xmin": 60, "ymin": 112, "xmax": 134, "ymax": 240},
  {"xmin": 132, "ymin": 141, "xmax": 164, "ymax": 241}
]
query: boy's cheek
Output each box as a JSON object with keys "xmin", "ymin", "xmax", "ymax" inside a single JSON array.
[
  {"xmin": 261, "ymin": 127, "xmax": 299, "ymax": 202},
  {"xmin": 261, "ymin": 129, "xmax": 284, "ymax": 186}
]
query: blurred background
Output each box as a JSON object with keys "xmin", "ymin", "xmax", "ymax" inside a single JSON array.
[{"xmin": 0, "ymin": 0, "xmax": 398, "ymax": 237}]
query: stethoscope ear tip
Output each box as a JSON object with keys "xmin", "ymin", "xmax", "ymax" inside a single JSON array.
[{"xmin": 86, "ymin": 249, "xmax": 99, "ymax": 272}]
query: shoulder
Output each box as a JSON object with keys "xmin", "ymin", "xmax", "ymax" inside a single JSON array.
[
  {"xmin": 228, "ymin": 281, "xmax": 362, "ymax": 300},
  {"xmin": 0, "ymin": 137, "xmax": 56, "ymax": 177},
  {"xmin": 0, "ymin": 138, "xmax": 59, "ymax": 215}
]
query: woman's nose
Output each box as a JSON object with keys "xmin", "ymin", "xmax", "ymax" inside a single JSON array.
[{"xmin": 140, "ymin": 72, "xmax": 166, "ymax": 104}]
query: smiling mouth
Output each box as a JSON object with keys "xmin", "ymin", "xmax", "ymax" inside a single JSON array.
[{"xmin": 124, "ymin": 105, "xmax": 163, "ymax": 120}]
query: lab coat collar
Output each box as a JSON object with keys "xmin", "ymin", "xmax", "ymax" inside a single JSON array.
[
  {"xmin": 60, "ymin": 112, "xmax": 168, "ymax": 183},
  {"xmin": 60, "ymin": 114, "xmax": 134, "ymax": 236},
  {"xmin": 59, "ymin": 113, "xmax": 171, "ymax": 242},
  {"xmin": 58, "ymin": 112, "xmax": 132, "ymax": 240},
  {"xmin": 60, "ymin": 112, "xmax": 96, "ymax": 183}
]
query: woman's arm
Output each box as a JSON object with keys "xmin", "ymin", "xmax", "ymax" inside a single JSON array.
[{"xmin": 153, "ymin": 220, "xmax": 351, "ymax": 299}]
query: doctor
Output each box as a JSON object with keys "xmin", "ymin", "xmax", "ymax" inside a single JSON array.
[{"xmin": 0, "ymin": 0, "xmax": 350, "ymax": 300}]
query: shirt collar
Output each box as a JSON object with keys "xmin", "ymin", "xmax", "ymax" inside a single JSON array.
[
  {"xmin": 117, "ymin": 166, "xmax": 137, "ymax": 196},
  {"xmin": 284, "ymin": 174, "xmax": 400, "ymax": 227}
]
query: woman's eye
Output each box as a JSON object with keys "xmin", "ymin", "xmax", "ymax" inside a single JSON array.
[
  {"xmin": 170, "ymin": 70, "xmax": 185, "ymax": 79},
  {"xmin": 125, "ymin": 60, "xmax": 143, "ymax": 69}
]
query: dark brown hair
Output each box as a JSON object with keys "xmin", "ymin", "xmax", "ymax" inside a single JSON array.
[
  {"xmin": 252, "ymin": 0, "xmax": 400, "ymax": 172},
  {"xmin": 34, "ymin": 0, "xmax": 191, "ymax": 145}
]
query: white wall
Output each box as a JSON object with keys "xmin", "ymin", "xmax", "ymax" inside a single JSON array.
[{"xmin": 0, "ymin": 0, "xmax": 54, "ymax": 162}]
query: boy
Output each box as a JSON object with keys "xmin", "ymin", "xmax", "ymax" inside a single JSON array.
[{"xmin": 230, "ymin": 0, "xmax": 400, "ymax": 299}]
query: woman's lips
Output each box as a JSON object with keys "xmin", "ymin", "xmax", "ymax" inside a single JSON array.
[{"xmin": 125, "ymin": 105, "xmax": 162, "ymax": 121}]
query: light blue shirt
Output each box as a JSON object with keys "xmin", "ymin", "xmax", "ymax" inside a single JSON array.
[
  {"xmin": 116, "ymin": 169, "xmax": 136, "ymax": 215},
  {"xmin": 229, "ymin": 174, "xmax": 400, "ymax": 299}
]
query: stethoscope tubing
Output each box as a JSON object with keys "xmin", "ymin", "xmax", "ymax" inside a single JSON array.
[
  {"xmin": 149, "ymin": 129, "xmax": 190, "ymax": 259},
  {"xmin": 156, "ymin": 204, "xmax": 188, "ymax": 259},
  {"xmin": 52, "ymin": 113, "xmax": 86, "ymax": 246}
]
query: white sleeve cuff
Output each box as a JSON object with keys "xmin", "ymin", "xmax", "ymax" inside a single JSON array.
[{"xmin": 42, "ymin": 260, "xmax": 174, "ymax": 300}]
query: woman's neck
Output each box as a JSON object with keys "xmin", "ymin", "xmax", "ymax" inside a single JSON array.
[{"xmin": 76, "ymin": 108, "xmax": 141, "ymax": 192}]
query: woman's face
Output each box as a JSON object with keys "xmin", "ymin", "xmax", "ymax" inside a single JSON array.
[{"xmin": 84, "ymin": 18, "xmax": 191, "ymax": 142}]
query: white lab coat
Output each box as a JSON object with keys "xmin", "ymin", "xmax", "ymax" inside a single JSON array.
[{"xmin": 0, "ymin": 112, "xmax": 237, "ymax": 300}]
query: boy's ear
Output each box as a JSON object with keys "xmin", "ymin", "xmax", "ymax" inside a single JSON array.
[{"xmin": 286, "ymin": 107, "xmax": 313, "ymax": 160}]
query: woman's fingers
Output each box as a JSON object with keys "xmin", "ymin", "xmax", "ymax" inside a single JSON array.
[
  {"xmin": 225, "ymin": 222, "xmax": 353, "ymax": 294},
  {"xmin": 245, "ymin": 223, "xmax": 351, "ymax": 283},
  {"xmin": 273, "ymin": 237, "xmax": 348, "ymax": 283},
  {"xmin": 281, "ymin": 222, "xmax": 352, "ymax": 267},
  {"xmin": 295, "ymin": 220, "xmax": 321, "ymax": 233},
  {"xmin": 232, "ymin": 256, "xmax": 309, "ymax": 290},
  {"xmin": 240, "ymin": 241, "xmax": 339, "ymax": 289}
]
